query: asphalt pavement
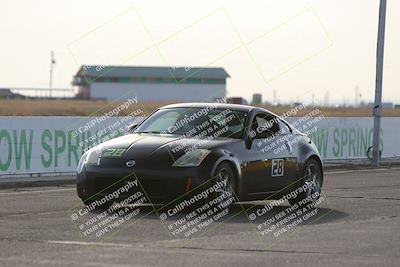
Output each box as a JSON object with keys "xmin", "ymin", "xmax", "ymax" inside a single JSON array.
[{"xmin": 0, "ymin": 167, "xmax": 399, "ymax": 267}]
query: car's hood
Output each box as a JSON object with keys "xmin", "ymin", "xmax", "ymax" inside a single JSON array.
[{"xmin": 97, "ymin": 133, "xmax": 236, "ymax": 159}]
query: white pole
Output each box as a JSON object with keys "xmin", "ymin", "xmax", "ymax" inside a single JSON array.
[
  {"xmin": 372, "ymin": 0, "xmax": 387, "ymax": 167},
  {"xmin": 49, "ymin": 51, "xmax": 55, "ymax": 98}
]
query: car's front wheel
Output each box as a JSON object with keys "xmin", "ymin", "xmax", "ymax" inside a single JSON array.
[
  {"xmin": 288, "ymin": 158, "xmax": 323, "ymax": 206},
  {"xmin": 213, "ymin": 162, "xmax": 236, "ymax": 209}
]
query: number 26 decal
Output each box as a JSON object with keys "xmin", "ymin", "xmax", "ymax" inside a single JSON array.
[{"xmin": 271, "ymin": 159, "xmax": 284, "ymax": 177}]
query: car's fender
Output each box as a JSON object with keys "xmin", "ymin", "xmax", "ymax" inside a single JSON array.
[
  {"xmin": 296, "ymin": 135, "xmax": 324, "ymax": 177},
  {"xmin": 205, "ymin": 148, "xmax": 243, "ymax": 198}
]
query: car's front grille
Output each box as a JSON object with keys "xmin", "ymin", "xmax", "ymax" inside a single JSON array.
[{"xmin": 99, "ymin": 158, "xmax": 173, "ymax": 169}]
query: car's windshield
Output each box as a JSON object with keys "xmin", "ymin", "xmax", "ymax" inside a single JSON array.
[{"xmin": 134, "ymin": 107, "xmax": 247, "ymax": 139}]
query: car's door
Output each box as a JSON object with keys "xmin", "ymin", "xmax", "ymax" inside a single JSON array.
[
  {"xmin": 243, "ymin": 112, "xmax": 294, "ymax": 193},
  {"xmin": 276, "ymin": 118, "xmax": 300, "ymax": 187}
]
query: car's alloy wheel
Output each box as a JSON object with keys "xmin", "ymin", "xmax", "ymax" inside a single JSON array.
[
  {"xmin": 213, "ymin": 162, "xmax": 235, "ymax": 209},
  {"xmin": 288, "ymin": 159, "xmax": 323, "ymax": 206},
  {"xmin": 304, "ymin": 162, "xmax": 322, "ymax": 200}
]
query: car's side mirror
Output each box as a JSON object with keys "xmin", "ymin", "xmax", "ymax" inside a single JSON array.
[
  {"xmin": 245, "ymin": 129, "xmax": 258, "ymax": 149},
  {"xmin": 127, "ymin": 123, "xmax": 138, "ymax": 133}
]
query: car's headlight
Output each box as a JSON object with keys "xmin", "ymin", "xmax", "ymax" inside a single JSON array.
[
  {"xmin": 77, "ymin": 151, "xmax": 89, "ymax": 173},
  {"xmin": 86, "ymin": 147, "xmax": 102, "ymax": 166},
  {"xmin": 77, "ymin": 147, "xmax": 103, "ymax": 173},
  {"xmin": 172, "ymin": 149, "xmax": 211, "ymax": 167}
]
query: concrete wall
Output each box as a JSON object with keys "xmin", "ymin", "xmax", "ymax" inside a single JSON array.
[{"xmin": 90, "ymin": 82, "xmax": 226, "ymax": 102}]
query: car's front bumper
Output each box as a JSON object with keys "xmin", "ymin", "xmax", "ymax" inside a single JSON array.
[{"xmin": 77, "ymin": 158, "xmax": 215, "ymax": 204}]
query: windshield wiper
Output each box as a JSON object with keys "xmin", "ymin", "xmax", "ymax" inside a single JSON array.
[{"xmin": 137, "ymin": 131, "xmax": 163, "ymax": 134}]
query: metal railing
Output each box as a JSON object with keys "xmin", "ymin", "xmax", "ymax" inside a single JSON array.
[{"xmin": 7, "ymin": 88, "xmax": 76, "ymax": 98}]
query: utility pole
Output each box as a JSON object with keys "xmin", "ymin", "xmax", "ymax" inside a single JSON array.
[
  {"xmin": 355, "ymin": 86, "xmax": 359, "ymax": 107},
  {"xmin": 324, "ymin": 90, "xmax": 330, "ymax": 107},
  {"xmin": 372, "ymin": 0, "xmax": 387, "ymax": 167},
  {"xmin": 49, "ymin": 51, "xmax": 56, "ymax": 98},
  {"xmin": 311, "ymin": 93, "xmax": 315, "ymax": 107}
]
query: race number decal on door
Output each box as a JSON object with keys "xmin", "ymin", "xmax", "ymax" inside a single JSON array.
[{"xmin": 271, "ymin": 159, "xmax": 284, "ymax": 177}]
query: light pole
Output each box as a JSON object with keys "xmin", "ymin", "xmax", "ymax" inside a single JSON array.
[
  {"xmin": 372, "ymin": 0, "xmax": 387, "ymax": 167},
  {"xmin": 49, "ymin": 51, "xmax": 56, "ymax": 98}
]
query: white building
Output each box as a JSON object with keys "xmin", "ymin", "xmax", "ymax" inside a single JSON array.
[{"xmin": 72, "ymin": 65, "xmax": 229, "ymax": 102}]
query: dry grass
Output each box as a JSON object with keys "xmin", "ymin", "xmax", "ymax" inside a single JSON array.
[
  {"xmin": 0, "ymin": 99, "xmax": 399, "ymax": 117},
  {"xmin": 263, "ymin": 105, "xmax": 400, "ymax": 117},
  {"xmin": 0, "ymin": 99, "xmax": 155, "ymax": 116}
]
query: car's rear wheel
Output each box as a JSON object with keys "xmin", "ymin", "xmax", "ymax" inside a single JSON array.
[
  {"xmin": 213, "ymin": 162, "xmax": 236, "ymax": 209},
  {"xmin": 288, "ymin": 158, "xmax": 323, "ymax": 206}
]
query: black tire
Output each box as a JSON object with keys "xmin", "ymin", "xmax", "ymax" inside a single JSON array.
[
  {"xmin": 212, "ymin": 162, "xmax": 236, "ymax": 209},
  {"xmin": 288, "ymin": 158, "xmax": 323, "ymax": 206}
]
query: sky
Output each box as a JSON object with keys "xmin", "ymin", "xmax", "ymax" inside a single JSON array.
[{"xmin": 0, "ymin": 0, "xmax": 399, "ymax": 105}]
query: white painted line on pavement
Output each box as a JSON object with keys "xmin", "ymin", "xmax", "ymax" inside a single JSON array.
[
  {"xmin": 326, "ymin": 167, "xmax": 400, "ymax": 175},
  {"xmin": 0, "ymin": 188, "xmax": 75, "ymax": 196},
  {"xmin": 46, "ymin": 240, "xmax": 255, "ymax": 257},
  {"xmin": 47, "ymin": 240, "xmax": 135, "ymax": 248}
]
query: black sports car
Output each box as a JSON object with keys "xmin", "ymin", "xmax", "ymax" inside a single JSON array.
[{"xmin": 77, "ymin": 103, "xmax": 323, "ymax": 209}]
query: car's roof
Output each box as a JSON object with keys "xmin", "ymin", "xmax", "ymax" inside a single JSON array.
[{"xmin": 160, "ymin": 102, "xmax": 257, "ymax": 112}]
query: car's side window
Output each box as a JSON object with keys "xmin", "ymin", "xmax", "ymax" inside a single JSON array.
[
  {"xmin": 251, "ymin": 113, "xmax": 280, "ymax": 139},
  {"xmin": 278, "ymin": 119, "xmax": 291, "ymax": 134}
]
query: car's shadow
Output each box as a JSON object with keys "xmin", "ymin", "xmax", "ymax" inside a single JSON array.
[{"xmin": 90, "ymin": 201, "xmax": 348, "ymax": 226}]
